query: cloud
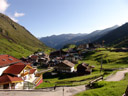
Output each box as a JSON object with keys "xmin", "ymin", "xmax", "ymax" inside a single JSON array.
[
  {"xmin": 0, "ymin": 0, "xmax": 25, "ymax": 22},
  {"xmin": 0, "ymin": 0, "xmax": 9, "ymax": 13},
  {"xmin": 14, "ymin": 12, "xmax": 25, "ymax": 17},
  {"xmin": 9, "ymin": 12, "xmax": 25, "ymax": 22},
  {"xmin": 11, "ymin": 12, "xmax": 25, "ymax": 22},
  {"xmin": 0, "ymin": 0, "xmax": 17, "ymax": 22}
]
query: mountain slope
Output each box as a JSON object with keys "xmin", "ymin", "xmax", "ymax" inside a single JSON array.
[
  {"xmin": 76, "ymin": 25, "xmax": 119, "ymax": 45},
  {"xmin": 0, "ymin": 13, "xmax": 50, "ymax": 58},
  {"xmin": 40, "ymin": 33, "xmax": 87, "ymax": 49},
  {"xmin": 95, "ymin": 23, "xmax": 128, "ymax": 47}
]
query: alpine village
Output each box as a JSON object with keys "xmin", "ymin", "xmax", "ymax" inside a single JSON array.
[{"xmin": 0, "ymin": 13, "xmax": 128, "ymax": 96}]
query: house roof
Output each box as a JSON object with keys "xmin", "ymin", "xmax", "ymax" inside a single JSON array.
[
  {"xmin": 31, "ymin": 55, "xmax": 38, "ymax": 59},
  {"xmin": 0, "ymin": 55, "xmax": 21, "ymax": 67},
  {"xmin": 3, "ymin": 62, "xmax": 27, "ymax": 75},
  {"xmin": 0, "ymin": 75, "xmax": 23, "ymax": 84},
  {"xmin": 62, "ymin": 60, "xmax": 75, "ymax": 67},
  {"xmin": 50, "ymin": 50, "xmax": 67, "ymax": 57},
  {"xmin": 81, "ymin": 63, "xmax": 89, "ymax": 67},
  {"xmin": 29, "ymin": 69, "xmax": 36, "ymax": 74}
]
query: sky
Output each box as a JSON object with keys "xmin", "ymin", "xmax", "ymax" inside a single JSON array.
[{"xmin": 0, "ymin": 0, "xmax": 128, "ymax": 37}]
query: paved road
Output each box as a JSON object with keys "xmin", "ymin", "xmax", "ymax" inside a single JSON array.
[{"xmin": 0, "ymin": 85, "xmax": 86, "ymax": 96}]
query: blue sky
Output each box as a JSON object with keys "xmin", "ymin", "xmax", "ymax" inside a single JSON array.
[{"xmin": 0, "ymin": 0, "xmax": 128, "ymax": 37}]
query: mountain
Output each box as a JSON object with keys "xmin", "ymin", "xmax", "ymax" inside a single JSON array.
[
  {"xmin": 0, "ymin": 13, "xmax": 50, "ymax": 58},
  {"xmin": 40, "ymin": 25, "xmax": 119, "ymax": 49},
  {"xmin": 75, "ymin": 25, "xmax": 119, "ymax": 45},
  {"xmin": 94, "ymin": 23, "xmax": 128, "ymax": 47},
  {"xmin": 40, "ymin": 33, "xmax": 87, "ymax": 49}
]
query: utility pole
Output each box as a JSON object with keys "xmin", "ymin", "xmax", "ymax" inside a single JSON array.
[
  {"xmin": 100, "ymin": 55, "xmax": 103, "ymax": 73},
  {"xmin": 102, "ymin": 40, "xmax": 105, "ymax": 48},
  {"xmin": 60, "ymin": 49, "xmax": 62, "ymax": 57},
  {"xmin": 63, "ymin": 87, "xmax": 64, "ymax": 96}
]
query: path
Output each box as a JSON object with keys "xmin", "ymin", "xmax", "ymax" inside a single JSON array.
[{"xmin": 105, "ymin": 68, "xmax": 128, "ymax": 81}]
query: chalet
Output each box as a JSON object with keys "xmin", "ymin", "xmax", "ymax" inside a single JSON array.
[
  {"xmin": 29, "ymin": 55, "xmax": 38, "ymax": 62},
  {"xmin": 0, "ymin": 55, "xmax": 21, "ymax": 76},
  {"xmin": 55, "ymin": 60, "xmax": 75, "ymax": 73},
  {"xmin": 77, "ymin": 63, "xmax": 95, "ymax": 75},
  {"xmin": 65, "ymin": 54, "xmax": 78, "ymax": 64},
  {"xmin": 0, "ymin": 55, "xmax": 43, "ymax": 90},
  {"xmin": 77, "ymin": 43, "xmax": 96, "ymax": 50},
  {"xmin": 48, "ymin": 59, "xmax": 61, "ymax": 67},
  {"xmin": 50, "ymin": 50, "xmax": 68, "ymax": 59},
  {"xmin": 38, "ymin": 58, "xmax": 49, "ymax": 68},
  {"xmin": 0, "ymin": 75, "xmax": 23, "ymax": 89},
  {"xmin": 28, "ymin": 53, "xmax": 50, "ymax": 67}
]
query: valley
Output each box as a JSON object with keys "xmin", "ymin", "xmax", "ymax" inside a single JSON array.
[{"xmin": 0, "ymin": 13, "xmax": 128, "ymax": 96}]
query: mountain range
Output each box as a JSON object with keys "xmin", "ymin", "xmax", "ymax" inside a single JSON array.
[
  {"xmin": 40, "ymin": 25, "xmax": 119, "ymax": 49},
  {"xmin": 0, "ymin": 13, "xmax": 50, "ymax": 58},
  {"xmin": 40, "ymin": 33, "xmax": 87, "ymax": 49},
  {"xmin": 95, "ymin": 23, "xmax": 128, "ymax": 47}
]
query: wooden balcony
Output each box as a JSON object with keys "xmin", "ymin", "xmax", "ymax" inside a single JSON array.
[{"xmin": 21, "ymin": 72, "xmax": 29, "ymax": 77}]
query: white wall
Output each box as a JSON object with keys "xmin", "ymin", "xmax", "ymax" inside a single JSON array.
[
  {"xmin": 15, "ymin": 82, "xmax": 24, "ymax": 90},
  {"xmin": 0, "ymin": 66, "xmax": 9, "ymax": 76},
  {"xmin": 0, "ymin": 85, "xmax": 3, "ymax": 89},
  {"xmin": 71, "ymin": 67, "xmax": 74, "ymax": 72}
]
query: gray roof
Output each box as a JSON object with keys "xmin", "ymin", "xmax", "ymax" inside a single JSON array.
[{"xmin": 62, "ymin": 60, "xmax": 75, "ymax": 67}]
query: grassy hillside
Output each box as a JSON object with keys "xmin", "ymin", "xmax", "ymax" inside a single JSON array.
[
  {"xmin": 76, "ymin": 25, "xmax": 118, "ymax": 45},
  {"xmin": 79, "ymin": 48, "xmax": 128, "ymax": 69},
  {"xmin": 0, "ymin": 13, "xmax": 51, "ymax": 58},
  {"xmin": 95, "ymin": 23, "xmax": 128, "ymax": 47}
]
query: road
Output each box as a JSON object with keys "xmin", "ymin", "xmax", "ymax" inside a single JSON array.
[{"xmin": 0, "ymin": 85, "xmax": 85, "ymax": 96}]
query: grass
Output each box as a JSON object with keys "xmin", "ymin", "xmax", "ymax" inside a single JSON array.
[
  {"xmin": 75, "ymin": 73, "xmax": 128, "ymax": 96},
  {"xmin": 81, "ymin": 48, "xmax": 128, "ymax": 69}
]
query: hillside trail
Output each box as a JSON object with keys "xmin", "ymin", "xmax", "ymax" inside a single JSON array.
[
  {"xmin": 105, "ymin": 68, "xmax": 128, "ymax": 81},
  {"xmin": 1, "ymin": 68, "xmax": 128, "ymax": 96}
]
